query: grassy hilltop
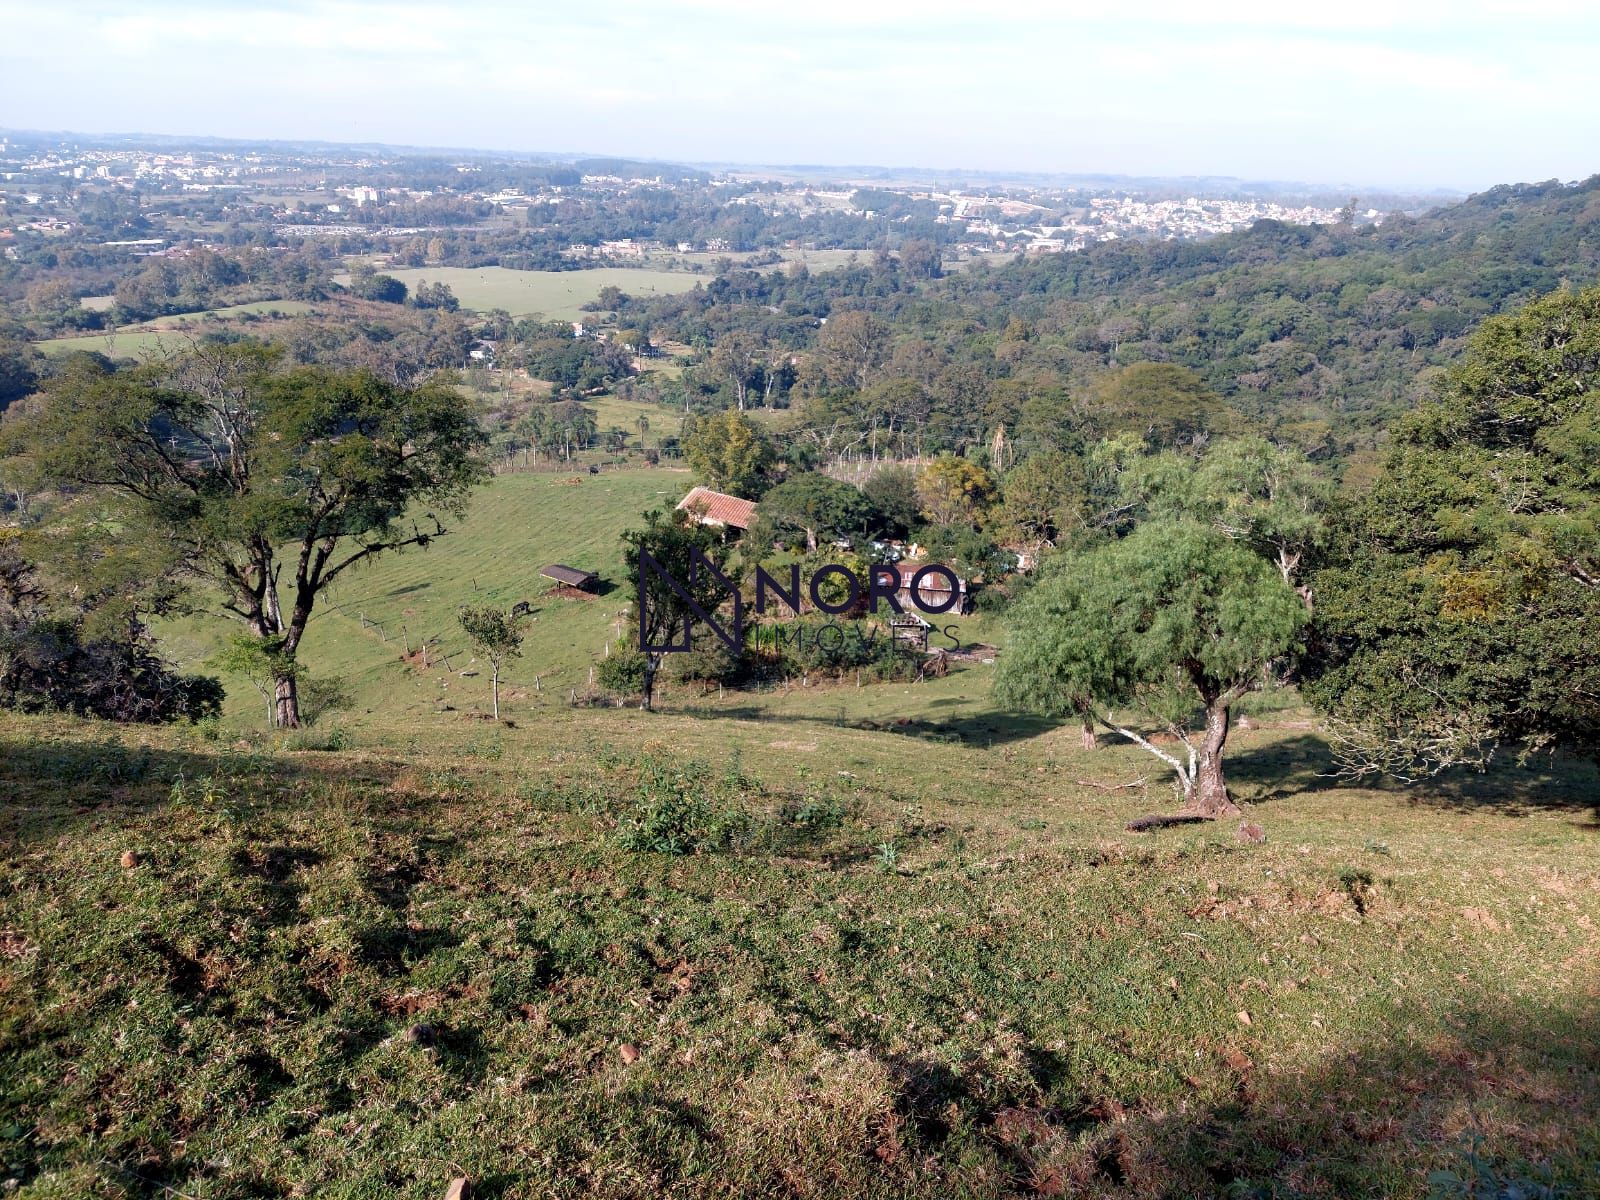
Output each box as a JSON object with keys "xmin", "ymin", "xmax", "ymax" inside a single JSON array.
[
  {"xmin": 2, "ymin": 465, "xmax": 1598, "ymax": 1199},
  {"xmin": 3, "ymin": 702, "xmax": 1597, "ymax": 1198}
]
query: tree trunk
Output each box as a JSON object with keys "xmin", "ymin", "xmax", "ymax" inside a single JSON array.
[
  {"xmin": 640, "ymin": 656, "xmax": 657, "ymax": 712},
  {"xmin": 1188, "ymin": 701, "xmax": 1239, "ymax": 817},
  {"xmin": 1081, "ymin": 716, "xmax": 1097, "ymax": 750},
  {"xmin": 274, "ymin": 672, "xmax": 301, "ymax": 729},
  {"xmin": 491, "ymin": 666, "xmax": 500, "ymax": 721}
]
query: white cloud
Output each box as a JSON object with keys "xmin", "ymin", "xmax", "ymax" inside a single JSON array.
[{"xmin": 0, "ymin": 0, "xmax": 1596, "ymax": 188}]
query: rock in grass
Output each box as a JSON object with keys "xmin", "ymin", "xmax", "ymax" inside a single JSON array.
[
  {"xmin": 618, "ymin": 1042, "xmax": 640, "ymax": 1065},
  {"xmin": 403, "ymin": 1023, "xmax": 438, "ymax": 1047},
  {"xmin": 442, "ymin": 1178, "xmax": 471, "ymax": 1200},
  {"xmin": 119, "ymin": 850, "xmax": 140, "ymax": 869}
]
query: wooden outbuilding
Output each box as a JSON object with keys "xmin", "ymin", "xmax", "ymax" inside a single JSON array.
[{"xmin": 540, "ymin": 564, "xmax": 597, "ymax": 591}]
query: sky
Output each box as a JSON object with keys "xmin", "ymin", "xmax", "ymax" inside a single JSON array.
[{"xmin": 2, "ymin": 0, "xmax": 1598, "ymax": 191}]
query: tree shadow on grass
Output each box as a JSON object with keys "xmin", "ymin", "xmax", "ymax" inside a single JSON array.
[
  {"xmin": 1225, "ymin": 733, "xmax": 1351, "ymax": 804},
  {"xmin": 1225, "ymin": 731, "xmax": 1600, "ymax": 819},
  {"xmin": 927, "ymin": 996, "xmax": 1600, "ymax": 1197},
  {"xmin": 0, "ymin": 735, "xmax": 404, "ymax": 846},
  {"xmin": 1116, "ymin": 997, "xmax": 1600, "ymax": 1197},
  {"xmin": 682, "ymin": 702, "xmax": 1062, "ymax": 748},
  {"xmin": 1402, "ymin": 754, "xmax": 1600, "ymax": 819}
]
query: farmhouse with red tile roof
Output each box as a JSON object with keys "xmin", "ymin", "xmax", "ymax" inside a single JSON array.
[{"xmin": 676, "ymin": 486, "xmax": 757, "ymax": 532}]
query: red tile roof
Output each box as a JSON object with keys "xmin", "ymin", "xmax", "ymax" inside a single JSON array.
[{"xmin": 676, "ymin": 486, "xmax": 757, "ymax": 530}]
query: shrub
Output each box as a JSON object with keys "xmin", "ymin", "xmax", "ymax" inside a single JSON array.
[
  {"xmin": 665, "ymin": 636, "xmax": 746, "ymax": 687},
  {"xmin": 759, "ymin": 616, "xmax": 923, "ymax": 683},
  {"xmin": 0, "ymin": 615, "xmax": 223, "ymax": 724},
  {"xmin": 285, "ymin": 725, "xmax": 353, "ymax": 752},
  {"xmin": 614, "ymin": 755, "xmax": 752, "ymax": 855},
  {"xmin": 596, "ymin": 642, "xmax": 648, "ymax": 696}
]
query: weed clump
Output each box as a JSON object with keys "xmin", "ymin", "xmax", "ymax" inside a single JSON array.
[{"xmin": 613, "ymin": 754, "xmax": 752, "ymax": 854}]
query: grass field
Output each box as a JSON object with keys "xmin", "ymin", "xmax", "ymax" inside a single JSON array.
[
  {"xmin": 157, "ymin": 468, "xmax": 1006, "ymax": 732},
  {"xmin": 32, "ymin": 328, "xmax": 197, "ymax": 358},
  {"xmin": 4, "ymin": 468, "xmax": 1599, "ymax": 1199},
  {"xmin": 335, "ymin": 267, "xmax": 704, "ymax": 321},
  {"xmin": 159, "ymin": 468, "xmax": 692, "ymax": 728},
  {"xmin": 1, "ymin": 697, "xmax": 1596, "ymax": 1198},
  {"xmin": 586, "ymin": 393, "xmax": 686, "ymax": 445},
  {"xmin": 33, "ymin": 302, "xmax": 315, "ymax": 357}
]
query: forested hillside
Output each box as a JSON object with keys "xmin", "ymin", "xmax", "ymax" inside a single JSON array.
[{"xmin": 627, "ymin": 176, "xmax": 1600, "ymax": 455}]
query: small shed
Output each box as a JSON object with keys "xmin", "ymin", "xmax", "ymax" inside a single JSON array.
[
  {"xmin": 541, "ymin": 564, "xmax": 597, "ymax": 592},
  {"xmin": 888, "ymin": 561, "xmax": 970, "ymax": 614}
]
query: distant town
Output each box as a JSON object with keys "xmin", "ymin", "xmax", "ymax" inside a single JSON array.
[{"xmin": 0, "ymin": 132, "xmax": 1401, "ymax": 270}]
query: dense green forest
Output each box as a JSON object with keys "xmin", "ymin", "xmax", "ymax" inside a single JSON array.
[{"xmin": 626, "ymin": 177, "xmax": 1600, "ymax": 455}]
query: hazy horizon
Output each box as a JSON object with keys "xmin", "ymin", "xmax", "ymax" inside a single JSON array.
[
  {"xmin": 0, "ymin": 124, "xmax": 1480, "ymax": 198},
  {"xmin": 3, "ymin": 1, "xmax": 1598, "ymax": 192}
]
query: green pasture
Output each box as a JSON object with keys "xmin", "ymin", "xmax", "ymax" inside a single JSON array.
[{"xmin": 337, "ymin": 267, "xmax": 703, "ymax": 321}]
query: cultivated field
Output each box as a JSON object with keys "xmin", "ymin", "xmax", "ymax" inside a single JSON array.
[{"xmin": 339, "ymin": 267, "xmax": 704, "ymax": 321}]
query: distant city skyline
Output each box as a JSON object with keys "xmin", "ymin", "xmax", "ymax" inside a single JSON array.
[{"xmin": 2, "ymin": 0, "xmax": 1597, "ymax": 192}]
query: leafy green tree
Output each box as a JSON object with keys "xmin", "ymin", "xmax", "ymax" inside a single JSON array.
[
  {"xmin": 899, "ymin": 238, "xmax": 942, "ymax": 281},
  {"xmin": 355, "ymin": 273, "xmax": 408, "ymax": 305},
  {"xmin": 1091, "ymin": 363, "xmax": 1228, "ymax": 449},
  {"xmin": 0, "ymin": 342, "xmax": 41, "ymax": 415},
  {"xmin": 208, "ymin": 635, "xmax": 297, "ymax": 729},
  {"xmin": 996, "ymin": 521, "xmax": 1308, "ymax": 819},
  {"xmin": 683, "ymin": 409, "xmax": 774, "ymax": 497},
  {"xmin": 615, "ymin": 327, "xmax": 652, "ymax": 356},
  {"xmin": 856, "ymin": 379, "xmax": 933, "ymax": 455},
  {"xmin": 1, "ymin": 536, "xmax": 220, "ymax": 724},
  {"xmin": 758, "ymin": 473, "xmax": 868, "ymax": 552},
  {"xmin": 622, "ymin": 509, "xmax": 735, "ymax": 712},
  {"xmin": 596, "ymin": 639, "xmax": 648, "ymax": 697},
  {"xmin": 1133, "ymin": 437, "xmax": 1331, "ymax": 607},
  {"xmin": 410, "ymin": 280, "xmax": 460, "ymax": 311},
  {"xmin": 707, "ymin": 330, "xmax": 764, "ymax": 411},
  {"xmin": 862, "ymin": 464, "xmax": 921, "ymax": 538},
  {"xmin": 1, "ymin": 346, "xmax": 488, "ymax": 727},
  {"xmin": 1304, "ymin": 287, "xmax": 1600, "ymax": 779},
  {"xmin": 516, "ymin": 399, "xmax": 597, "ymax": 461},
  {"xmin": 996, "ymin": 450, "xmax": 1086, "ymax": 550},
  {"xmin": 916, "ymin": 455, "xmax": 996, "ymax": 528},
  {"xmin": 1189, "ymin": 438, "xmax": 1331, "ymax": 606},
  {"xmin": 815, "ymin": 311, "xmax": 890, "ymax": 391},
  {"xmin": 1015, "ymin": 387, "xmax": 1084, "ymax": 456},
  {"xmin": 547, "ymin": 399, "xmax": 598, "ymax": 459},
  {"xmin": 458, "ymin": 604, "xmax": 527, "ymax": 720}
]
